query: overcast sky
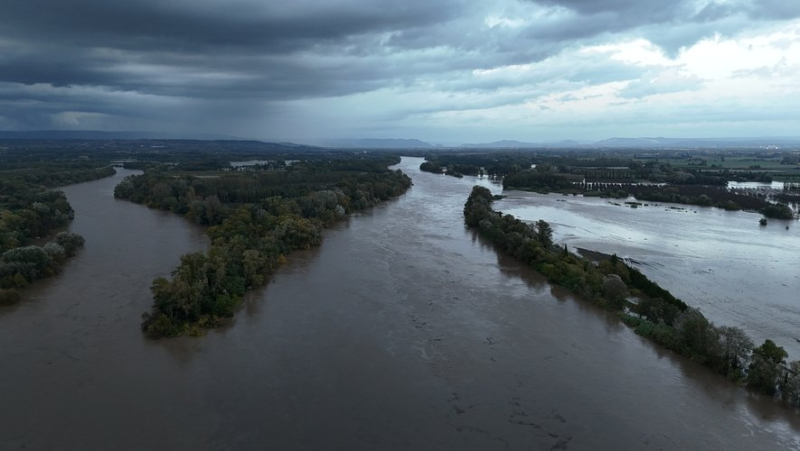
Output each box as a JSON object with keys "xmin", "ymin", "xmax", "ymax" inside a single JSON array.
[{"xmin": 1, "ymin": 0, "xmax": 799, "ymax": 143}]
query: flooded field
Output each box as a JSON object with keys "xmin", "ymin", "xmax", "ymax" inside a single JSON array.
[{"xmin": 495, "ymin": 191, "xmax": 800, "ymax": 357}]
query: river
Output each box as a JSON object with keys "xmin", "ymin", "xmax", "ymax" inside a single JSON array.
[{"xmin": 1, "ymin": 160, "xmax": 798, "ymax": 450}]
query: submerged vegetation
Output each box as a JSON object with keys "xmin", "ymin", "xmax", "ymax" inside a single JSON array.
[
  {"xmin": 420, "ymin": 149, "xmax": 799, "ymax": 219},
  {"xmin": 115, "ymin": 155, "xmax": 411, "ymax": 337},
  {"xmin": 504, "ymin": 169, "xmax": 795, "ymax": 219},
  {"xmin": 464, "ymin": 185, "xmax": 800, "ymax": 405}
]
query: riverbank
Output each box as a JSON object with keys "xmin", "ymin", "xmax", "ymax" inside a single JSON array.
[
  {"xmin": 575, "ymin": 246, "xmax": 611, "ymax": 262},
  {"xmin": 495, "ymin": 188, "xmax": 800, "ymax": 357},
  {"xmin": 467, "ymin": 185, "xmax": 800, "ymax": 408},
  {"xmin": 0, "ymin": 167, "xmax": 116, "ymax": 305},
  {"xmin": 115, "ymin": 157, "xmax": 412, "ymax": 337}
]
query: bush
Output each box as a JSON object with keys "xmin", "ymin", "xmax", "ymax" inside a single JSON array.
[
  {"xmin": 55, "ymin": 232, "xmax": 85, "ymax": 256},
  {"xmin": 761, "ymin": 203, "xmax": 794, "ymax": 220},
  {"xmin": 635, "ymin": 320, "xmax": 684, "ymax": 353},
  {"xmin": 747, "ymin": 339, "xmax": 788, "ymax": 395},
  {"xmin": 0, "ymin": 289, "xmax": 21, "ymax": 306},
  {"xmin": 142, "ymin": 312, "xmax": 183, "ymax": 338}
]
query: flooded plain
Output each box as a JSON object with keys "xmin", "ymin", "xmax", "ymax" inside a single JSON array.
[
  {"xmin": 495, "ymin": 190, "xmax": 800, "ymax": 358},
  {"xmin": 1, "ymin": 160, "xmax": 799, "ymax": 450}
]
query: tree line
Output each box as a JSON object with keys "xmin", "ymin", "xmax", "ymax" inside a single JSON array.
[
  {"xmin": 0, "ymin": 154, "xmax": 114, "ymax": 305},
  {"xmin": 464, "ymin": 185, "xmax": 800, "ymax": 405},
  {"xmin": 504, "ymin": 168, "xmax": 795, "ymax": 219},
  {"xmin": 0, "ymin": 232, "xmax": 85, "ymax": 305},
  {"xmin": 416, "ymin": 150, "xmax": 795, "ymax": 220},
  {"xmin": 115, "ymin": 156, "xmax": 412, "ymax": 337},
  {"xmin": 421, "ymin": 153, "xmax": 536, "ymax": 178},
  {"xmin": 419, "ymin": 160, "xmax": 479, "ymax": 178}
]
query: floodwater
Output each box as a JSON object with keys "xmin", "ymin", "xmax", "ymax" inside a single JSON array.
[
  {"xmin": 495, "ymin": 189, "xmax": 800, "ymax": 358},
  {"xmin": 1, "ymin": 160, "xmax": 799, "ymax": 450},
  {"xmin": 230, "ymin": 159, "xmax": 298, "ymax": 167},
  {"xmin": 728, "ymin": 181, "xmax": 791, "ymax": 190}
]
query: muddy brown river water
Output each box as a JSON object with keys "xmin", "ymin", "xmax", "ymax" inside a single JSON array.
[{"xmin": 1, "ymin": 160, "xmax": 799, "ymax": 450}]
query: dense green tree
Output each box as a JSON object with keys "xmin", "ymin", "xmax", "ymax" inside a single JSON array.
[
  {"xmin": 55, "ymin": 232, "xmax": 85, "ymax": 256},
  {"xmin": 0, "ymin": 234, "xmax": 84, "ymax": 293},
  {"xmin": 715, "ymin": 325, "xmax": 754, "ymax": 379},
  {"xmin": 675, "ymin": 307, "xmax": 718, "ymax": 359},
  {"xmin": 636, "ymin": 297, "xmax": 679, "ymax": 326},
  {"xmin": 747, "ymin": 339, "xmax": 788, "ymax": 395},
  {"xmin": 419, "ymin": 161, "xmax": 443, "ymax": 174},
  {"xmin": 535, "ymin": 220, "xmax": 553, "ymax": 248},
  {"xmin": 602, "ymin": 274, "xmax": 629, "ymax": 309},
  {"xmin": 779, "ymin": 361, "xmax": 800, "ymax": 405},
  {"xmin": 2, "ymin": 246, "xmax": 51, "ymax": 272},
  {"xmin": 761, "ymin": 203, "xmax": 795, "ymax": 220},
  {"xmin": 129, "ymin": 157, "xmax": 412, "ymax": 337}
]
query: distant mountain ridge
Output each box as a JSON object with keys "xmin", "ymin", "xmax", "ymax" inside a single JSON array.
[
  {"xmin": 3, "ymin": 131, "xmax": 799, "ymax": 149},
  {"xmin": 462, "ymin": 137, "xmax": 800, "ymax": 149},
  {"xmin": 593, "ymin": 137, "xmax": 800, "ymax": 148},
  {"xmin": 460, "ymin": 139, "xmax": 586, "ymax": 148},
  {"xmin": 0, "ymin": 130, "xmax": 241, "ymax": 141},
  {"xmin": 313, "ymin": 138, "xmax": 433, "ymax": 148},
  {"xmin": 460, "ymin": 140, "xmax": 540, "ymax": 148}
]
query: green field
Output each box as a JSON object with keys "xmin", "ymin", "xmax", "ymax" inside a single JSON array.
[{"xmin": 637, "ymin": 154, "xmax": 800, "ymax": 181}]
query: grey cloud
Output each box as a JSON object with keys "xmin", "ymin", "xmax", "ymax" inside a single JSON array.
[
  {"xmin": 2, "ymin": 0, "xmax": 460, "ymax": 53},
  {"xmin": 517, "ymin": 1, "xmax": 719, "ymax": 56},
  {"xmin": 749, "ymin": 0, "xmax": 800, "ymax": 20},
  {"xmin": 0, "ymin": 0, "xmax": 797, "ymax": 138},
  {"xmin": 693, "ymin": 2, "xmax": 739, "ymax": 22},
  {"xmin": 0, "ymin": 0, "xmax": 751, "ymax": 101},
  {"xmin": 0, "ymin": 0, "xmax": 475, "ymax": 102},
  {"xmin": 522, "ymin": 0, "xmax": 796, "ymax": 52},
  {"xmin": 436, "ymin": 55, "xmax": 645, "ymax": 95},
  {"xmin": 0, "ymin": 81, "xmax": 274, "ymax": 135},
  {"xmin": 619, "ymin": 72, "xmax": 704, "ymax": 99},
  {"xmin": 531, "ymin": 0, "xmax": 683, "ymax": 22}
]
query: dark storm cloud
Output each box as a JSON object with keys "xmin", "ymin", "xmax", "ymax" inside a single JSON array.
[
  {"xmin": 0, "ymin": 0, "xmax": 466, "ymax": 98},
  {"xmin": 0, "ymin": 0, "xmax": 782, "ymax": 98},
  {"xmin": 1, "ymin": 0, "xmax": 458, "ymax": 53},
  {"xmin": 0, "ymin": 0, "xmax": 485, "ymax": 134},
  {"xmin": 0, "ymin": 0, "xmax": 798, "ymax": 137}
]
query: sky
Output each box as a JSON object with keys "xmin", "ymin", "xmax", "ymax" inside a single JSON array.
[{"xmin": 1, "ymin": 0, "xmax": 799, "ymax": 144}]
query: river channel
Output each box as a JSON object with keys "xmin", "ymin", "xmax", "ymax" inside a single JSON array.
[{"xmin": 1, "ymin": 160, "xmax": 798, "ymax": 450}]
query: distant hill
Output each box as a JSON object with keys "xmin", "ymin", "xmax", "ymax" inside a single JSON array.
[
  {"xmin": 0, "ymin": 131, "xmax": 322, "ymax": 153},
  {"xmin": 594, "ymin": 137, "xmax": 800, "ymax": 148},
  {"xmin": 0, "ymin": 130, "xmax": 242, "ymax": 141},
  {"xmin": 6, "ymin": 131, "xmax": 799, "ymax": 150},
  {"xmin": 315, "ymin": 138, "xmax": 433, "ymax": 149},
  {"xmin": 460, "ymin": 140, "xmax": 542, "ymax": 148},
  {"xmin": 459, "ymin": 139, "xmax": 589, "ymax": 148},
  {"xmin": 458, "ymin": 136, "xmax": 800, "ymax": 149}
]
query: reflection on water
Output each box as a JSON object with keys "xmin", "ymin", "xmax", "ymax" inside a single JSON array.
[
  {"xmin": 495, "ymin": 190, "xmax": 800, "ymax": 358},
  {"xmin": 1, "ymin": 161, "xmax": 799, "ymax": 450}
]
